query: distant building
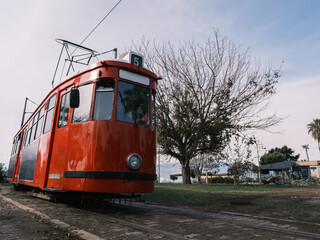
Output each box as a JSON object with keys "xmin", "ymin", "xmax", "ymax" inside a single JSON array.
[
  {"xmin": 295, "ymin": 161, "xmax": 320, "ymax": 179},
  {"xmin": 170, "ymin": 172, "xmax": 230, "ymax": 184},
  {"xmin": 260, "ymin": 160, "xmax": 320, "ymax": 179},
  {"xmin": 200, "ymin": 172, "xmax": 229, "ymax": 184}
]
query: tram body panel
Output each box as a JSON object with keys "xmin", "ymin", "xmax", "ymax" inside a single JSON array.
[
  {"xmin": 37, "ymin": 128, "xmax": 54, "ymax": 187},
  {"xmin": 57, "ymin": 109, "xmax": 156, "ymax": 193}
]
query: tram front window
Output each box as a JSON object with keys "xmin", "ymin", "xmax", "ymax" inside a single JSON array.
[
  {"xmin": 116, "ymin": 81, "xmax": 150, "ymax": 125},
  {"xmin": 93, "ymin": 78, "xmax": 115, "ymax": 121},
  {"xmin": 72, "ymin": 83, "xmax": 94, "ymax": 124}
]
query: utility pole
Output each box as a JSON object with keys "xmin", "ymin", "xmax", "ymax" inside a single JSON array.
[
  {"xmin": 255, "ymin": 141, "xmax": 262, "ymax": 183},
  {"xmin": 206, "ymin": 171, "xmax": 208, "ymax": 184},
  {"xmin": 158, "ymin": 145, "xmax": 161, "ymax": 183}
]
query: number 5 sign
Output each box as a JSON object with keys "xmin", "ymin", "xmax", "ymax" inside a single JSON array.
[
  {"xmin": 130, "ymin": 52, "xmax": 144, "ymax": 67},
  {"xmin": 119, "ymin": 51, "xmax": 144, "ymax": 67}
]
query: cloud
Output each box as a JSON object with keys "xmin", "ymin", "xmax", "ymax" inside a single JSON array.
[{"xmin": 256, "ymin": 74, "xmax": 320, "ymax": 161}]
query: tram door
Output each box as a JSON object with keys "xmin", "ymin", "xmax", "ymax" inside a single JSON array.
[
  {"xmin": 46, "ymin": 87, "xmax": 72, "ymax": 189},
  {"xmin": 8, "ymin": 130, "xmax": 23, "ymax": 183}
]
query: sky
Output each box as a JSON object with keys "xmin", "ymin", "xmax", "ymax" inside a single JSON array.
[{"xmin": 1, "ymin": 0, "xmax": 320, "ymax": 177}]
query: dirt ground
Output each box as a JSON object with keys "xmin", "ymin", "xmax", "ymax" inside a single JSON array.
[
  {"xmin": 1, "ymin": 183, "xmax": 320, "ymax": 240},
  {"xmin": 142, "ymin": 184, "xmax": 320, "ymax": 225},
  {"xmin": 0, "ymin": 197, "xmax": 78, "ymax": 240}
]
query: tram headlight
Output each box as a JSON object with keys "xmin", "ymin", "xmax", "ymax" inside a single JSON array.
[{"xmin": 127, "ymin": 153, "xmax": 142, "ymax": 170}]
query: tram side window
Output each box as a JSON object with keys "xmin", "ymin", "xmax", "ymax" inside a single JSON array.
[
  {"xmin": 10, "ymin": 138, "xmax": 16, "ymax": 156},
  {"xmin": 11, "ymin": 134, "xmax": 21, "ymax": 156},
  {"xmin": 152, "ymin": 93, "xmax": 156, "ymax": 129},
  {"xmin": 27, "ymin": 117, "xmax": 34, "ymax": 144},
  {"xmin": 26, "ymin": 125, "xmax": 32, "ymax": 145},
  {"xmin": 58, "ymin": 92, "xmax": 70, "ymax": 128},
  {"xmin": 72, "ymin": 83, "xmax": 93, "ymax": 124},
  {"xmin": 13, "ymin": 136, "xmax": 18, "ymax": 155},
  {"xmin": 30, "ymin": 112, "xmax": 39, "ymax": 142},
  {"xmin": 93, "ymin": 79, "xmax": 114, "ymax": 121},
  {"xmin": 16, "ymin": 134, "xmax": 21, "ymax": 154},
  {"xmin": 10, "ymin": 139, "xmax": 15, "ymax": 156},
  {"xmin": 43, "ymin": 94, "xmax": 57, "ymax": 134},
  {"xmin": 11, "ymin": 139, "xmax": 15, "ymax": 156},
  {"xmin": 22, "ymin": 125, "xmax": 28, "ymax": 148},
  {"xmin": 34, "ymin": 106, "xmax": 45, "ymax": 139},
  {"xmin": 21, "ymin": 129, "xmax": 27, "ymax": 148},
  {"xmin": 116, "ymin": 81, "xmax": 150, "ymax": 126}
]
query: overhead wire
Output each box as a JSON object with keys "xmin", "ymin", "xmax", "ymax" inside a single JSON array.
[
  {"xmin": 53, "ymin": 0, "xmax": 122, "ymax": 87},
  {"xmin": 71, "ymin": 0, "xmax": 122, "ymax": 56}
]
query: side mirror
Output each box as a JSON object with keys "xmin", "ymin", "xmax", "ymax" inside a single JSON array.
[{"xmin": 70, "ymin": 88, "xmax": 80, "ymax": 108}]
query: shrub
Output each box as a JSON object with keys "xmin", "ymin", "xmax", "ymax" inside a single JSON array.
[
  {"xmin": 0, "ymin": 163, "xmax": 7, "ymax": 183},
  {"xmin": 210, "ymin": 176, "xmax": 233, "ymax": 184},
  {"xmin": 170, "ymin": 175, "xmax": 178, "ymax": 181}
]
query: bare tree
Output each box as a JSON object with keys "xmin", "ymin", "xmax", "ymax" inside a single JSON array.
[
  {"xmin": 190, "ymin": 154, "xmax": 220, "ymax": 184},
  {"xmin": 225, "ymin": 136, "xmax": 258, "ymax": 185},
  {"xmin": 132, "ymin": 31, "xmax": 281, "ymax": 184}
]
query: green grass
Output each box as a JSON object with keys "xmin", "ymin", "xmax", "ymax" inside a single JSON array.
[{"xmin": 142, "ymin": 183, "xmax": 320, "ymax": 223}]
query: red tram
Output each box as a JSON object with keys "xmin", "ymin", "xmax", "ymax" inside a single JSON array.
[{"xmin": 6, "ymin": 50, "xmax": 159, "ymax": 195}]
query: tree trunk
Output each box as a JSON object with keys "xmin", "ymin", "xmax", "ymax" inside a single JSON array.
[
  {"xmin": 233, "ymin": 169, "xmax": 239, "ymax": 186},
  {"xmin": 195, "ymin": 169, "xmax": 202, "ymax": 184},
  {"xmin": 182, "ymin": 163, "xmax": 192, "ymax": 184},
  {"xmin": 305, "ymin": 149, "xmax": 310, "ymax": 161}
]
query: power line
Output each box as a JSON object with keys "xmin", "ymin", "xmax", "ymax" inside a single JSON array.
[
  {"xmin": 72, "ymin": 0, "xmax": 122, "ymax": 55},
  {"xmin": 52, "ymin": 1, "xmax": 122, "ymax": 88}
]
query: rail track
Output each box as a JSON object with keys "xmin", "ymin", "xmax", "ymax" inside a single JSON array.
[{"xmin": 1, "ymin": 186, "xmax": 320, "ymax": 240}]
